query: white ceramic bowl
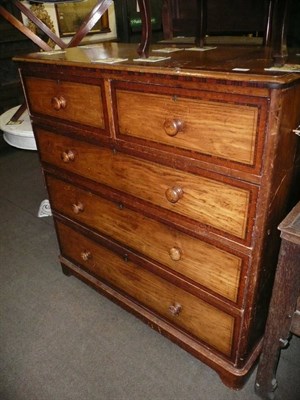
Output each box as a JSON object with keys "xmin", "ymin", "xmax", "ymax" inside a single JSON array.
[{"xmin": 0, "ymin": 105, "xmax": 37, "ymax": 151}]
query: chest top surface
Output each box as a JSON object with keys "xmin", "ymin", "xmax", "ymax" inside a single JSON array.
[{"xmin": 14, "ymin": 42, "xmax": 300, "ymax": 87}]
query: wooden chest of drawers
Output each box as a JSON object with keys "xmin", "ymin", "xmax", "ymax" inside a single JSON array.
[{"xmin": 15, "ymin": 43, "xmax": 300, "ymax": 389}]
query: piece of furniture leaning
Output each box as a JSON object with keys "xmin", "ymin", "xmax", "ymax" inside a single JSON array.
[
  {"xmin": 15, "ymin": 43, "xmax": 300, "ymax": 389},
  {"xmin": 0, "ymin": 0, "xmax": 151, "ymax": 55},
  {"xmin": 162, "ymin": 0, "xmax": 272, "ymax": 44},
  {"xmin": 255, "ymin": 201, "xmax": 300, "ymax": 399},
  {"xmin": 161, "ymin": 0, "xmax": 289, "ymax": 65},
  {"xmin": 0, "ymin": 0, "xmax": 292, "ymax": 63}
]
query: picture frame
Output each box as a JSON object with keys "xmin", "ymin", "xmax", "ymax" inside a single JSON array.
[{"xmin": 55, "ymin": 0, "xmax": 110, "ymax": 37}]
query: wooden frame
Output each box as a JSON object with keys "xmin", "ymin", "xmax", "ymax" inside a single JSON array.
[{"xmin": 55, "ymin": 0, "xmax": 110, "ymax": 37}]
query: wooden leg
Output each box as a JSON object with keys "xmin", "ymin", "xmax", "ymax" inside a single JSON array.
[
  {"xmin": 0, "ymin": 4, "xmax": 52, "ymax": 51},
  {"xmin": 195, "ymin": 0, "xmax": 207, "ymax": 48},
  {"xmin": 9, "ymin": 103, "xmax": 27, "ymax": 123},
  {"xmin": 67, "ymin": 0, "xmax": 113, "ymax": 48},
  {"xmin": 264, "ymin": 0, "xmax": 275, "ymax": 46},
  {"xmin": 12, "ymin": 0, "xmax": 66, "ymax": 49},
  {"xmin": 255, "ymin": 239, "xmax": 300, "ymax": 399},
  {"xmin": 137, "ymin": 0, "xmax": 151, "ymax": 58},
  {"xmin": 272, "ymin": 0, "xmax": 290, "ymax": 66},
  {"xmin": 162, "ymin": 0, "xmax": 173, "ymax": 40}
]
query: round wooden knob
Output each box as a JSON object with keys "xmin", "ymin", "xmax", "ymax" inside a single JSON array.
[
  {"xmin": 169, "ymin": 302, "xmax": 182, "ymax": 316},
  {"xmin": 165, "ymin": 186, "xmax": 183, "ymax": 203},
  {"xmin": 81, "ymin": 250, "xmax": 91, "ymax": 261},
  {"xmin": 169, "ymin": 247, "xmax": 182, "ymax": 261},
  {"xmin": 61, "ymin": 150, "xmax": 75, "ymax": 163},
  {"xmin": 51, "ymin": 96, "xmax": 67, "ymax": 111},
  {"xmin": 72, "ymin": 202, "xmax": 84, "ymax": 214},
  {"xmin": 163, "ymin": 119, "xmax": 184, "ymax": 136}
]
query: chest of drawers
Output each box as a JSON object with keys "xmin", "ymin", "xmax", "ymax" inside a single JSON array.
[{"xmin": 15, "ymin": 43, "xmax": 300, "ymax": 389}]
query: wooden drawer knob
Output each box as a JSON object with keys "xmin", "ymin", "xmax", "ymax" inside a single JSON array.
[
  {"xmin": 169, "ymin": 247, "xmax": 182, "ymax": 261},
  {"xmin": 163, "ymin": 119, "xmax": 184, "ymax": 136},
  {"xmin": 61, "ymin": 150, "xmax": 75, "ymax": 163},
  {"xmin": 72, "ymin": 202, "xmax": 84, "ymax": 214},
  {"xmin": 169, "ymin": 302, "xmax": 182, "ymax": 316},
  {"xmin": 81, "ymin": 250, "xmax": 91, "ymax": 261},
  {"xmin": 51, "ymin": 96, "xmax": 67, "ymax": 111},
  {"xmin": 165, "ymin": 186, "xmax": 183, "ymax": 203}
]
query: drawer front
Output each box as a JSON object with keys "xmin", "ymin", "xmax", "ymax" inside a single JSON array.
[
  {"xmin": 47, "ymin": 175, "xmax": 243, "ymax": 303},
  {"xmin": 56, "ymin": 221, "xmax": 235, "ymax": 356},
  {"xmin": 115, "ymin": 86, "xmax": 260, "ymax": 166},
  {"xmin": 24, "ymin": 76, "xmax": 105, "ymax": 129},
  {"xmin": 38, "ymin": 129, "xmax": 254, "ymax": 241}
]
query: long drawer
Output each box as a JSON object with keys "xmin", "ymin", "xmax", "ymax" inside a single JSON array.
[
  {"xmin": 47, "ymin": 175, "xmax": 244, "ymax": 303},
  {"xmin": 56, "ymin": 220, "xmax": 235, "ymax": 357},
  {"xmin": 37, "ymin": 129, "xmax": 256, "ymax": 242},
  {"xmin": 23, "ymin": 76, "xmax": 105, "ymax": 130},
  {"xmin": 113, "ymin": 82, "xmax": 266, "ymax": 168}
]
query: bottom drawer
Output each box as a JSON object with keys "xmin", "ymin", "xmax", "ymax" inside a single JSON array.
[{"xmin": 56, "ymin": 220, "xmax": 235, "ymax": 357}]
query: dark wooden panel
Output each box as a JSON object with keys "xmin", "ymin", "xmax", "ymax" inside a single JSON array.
[
  {"xmin": 0, "ymin": 1, "xmax": 37, "ymax": 113},
  {"xmin": 168, "ymin": 0, "xmax": 268, "ymax": 36}
]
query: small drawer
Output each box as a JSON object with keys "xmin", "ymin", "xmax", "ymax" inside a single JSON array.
[
  {"xmin": 37, "ymin": 129, "xmax": 255, "ymax": 241},
  {"xmin": 47, "ymin": 175, "xmax": 244, "ymax": 303},
  {"xmin": 24, "ymin": 76, "xmax": 105, "ymax": 130},
  {"xmin": 56, "ymin": 221, "xmax": 235, "ymax": 357},
  {"xmin": 114, "ymin": 84, "xmax": 264, "ymax": 167}
]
